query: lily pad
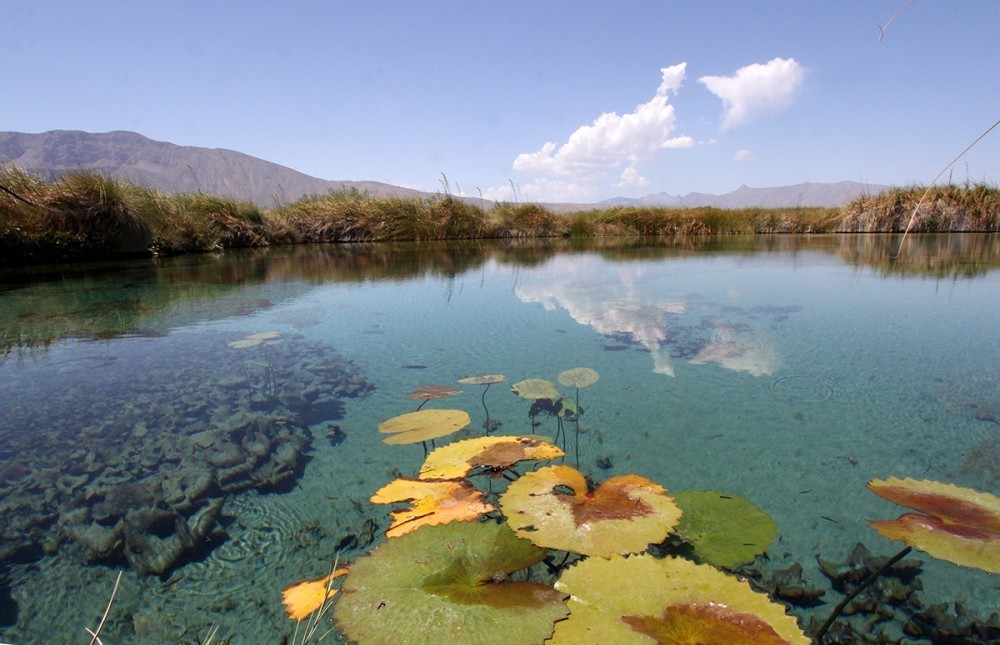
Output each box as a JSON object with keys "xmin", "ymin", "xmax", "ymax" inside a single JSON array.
[
  {"xmin": 868, "ymin": 477, "xmax": 1000, "ymax": 573},
  {"xmin": 557, "ymin": 367, "xmax": 599, "ymax": 388},
  {"xmin": 550, "ymin": 554, "xmax": 809, "ymax": 644},
  {"xmin": 673, "ymin": 490, "xmax": 779, "ymax": 568},
  {"xmin": 371, "ymin": 477, "xmax": 494, "ymax": 538},
  {"xmin": 333, "ymin": 521, "xmax": 569, "ymax": 644},
  {"xmin": 378, "ymin": 409, "xmax": 470, "ymax": 445},
  {"xmin": 457, "ymin": 374, "xmax": 506, "ymax": 385},
  {"xmin": 282, "ymin": 568, "xmax": 349, "ymax": 621},
  {"xmin": 406, "ymin": 384, "xmax": 462, "ymax": 400},
  {"xmin": 500, "ymin": 465, "xmax": 681, "ymax": 558},
  {"xmin": 228, "ymin": 338, "xmax": 263, "ymax": 349},
  {"xmin": 511, "ymin": 378, "xmax": 561, "ymax": 400},
  {"xmin": 246, "ymin": 331, "xmax": 281, "ymax": 340},
  {"xmin": 419, "ymin": 436, "xmax": 564, "ymax": 480}
]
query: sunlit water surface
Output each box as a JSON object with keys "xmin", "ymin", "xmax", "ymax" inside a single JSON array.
[{"xmin": 0, "ymin": 235, "xmax": 997, "ymax": 642}]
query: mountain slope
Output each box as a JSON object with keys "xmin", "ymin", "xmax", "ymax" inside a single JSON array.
[
  {"xmin": 0, "ymin": 130, "xmax": 431, "ymax": 206},
  {"xmin": 604, "ymin": 180, "xmax": 889, "ymax": 209},
  {"xmin": 1, "ymin": 129, "xmax": 889, "ymax": 209}
]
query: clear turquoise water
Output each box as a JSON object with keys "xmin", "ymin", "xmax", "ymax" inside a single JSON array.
[{"xmin": 0, "ymin": 236, "xmax": 997, "ymax": 642}]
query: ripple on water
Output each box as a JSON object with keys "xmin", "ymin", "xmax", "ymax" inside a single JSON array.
[
  {"xmin": 769, "ymin": 374, "xmax": 841, "ymax": 403},
  {"xmin": 153, "ymin": 492, "xmax": 308, "ymax": 601}
]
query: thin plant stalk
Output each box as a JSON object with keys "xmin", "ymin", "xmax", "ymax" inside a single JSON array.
[
  {"xmin": 894, "ymin": 118, "xmax": 1000, "ymax": 257},
  {"xmin": 480, "ymin": 382, "xmax": 492, "ymax": 433},
  {"xmin": 814, "ymin": 546, "xmax": 913, "ymax": 642},
  {"xmin": 86, "ymin": 569, "xmax": 123, "ymax": 645},
  {"xmin": 554, "ymin": 416, "xmax": 565, "ymax": 462},
  {"xmin": 573, "ymin": 387, "xmax": 581, "ymax": 469},
  {"xmin": 293, "ymin": 556, "xmax": 342, "ymax": 644}
]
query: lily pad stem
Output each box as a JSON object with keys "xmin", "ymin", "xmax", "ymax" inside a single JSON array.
[
  {"xmin": 481, "ymin": 383, "xmax": 492, "ymax": 433},
  {"xmin": 555, "ymin": 417, "xmax": 564, "ymax": 460},
  {"xmin": 574, "ymin": 386, "xmax": 581, "ymax": 469},
  {"xmin": 815, "ymin": 545, "xmax": 912, "ymax": 642}
]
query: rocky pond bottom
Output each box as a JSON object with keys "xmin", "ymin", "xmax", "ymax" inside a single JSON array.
[{"xmin": 0, "ymin": 330, "xmax": 373, "ymax": 579}]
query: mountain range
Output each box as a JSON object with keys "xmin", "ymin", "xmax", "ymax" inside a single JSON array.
[{"xmin": 0, "ymin": 130, "xmax": 889, "ymax": 210}]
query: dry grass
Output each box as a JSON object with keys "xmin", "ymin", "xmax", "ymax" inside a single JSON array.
[
  {"xmin": 840, "ymin": 183, "xmax": 999, "ymax": 233},
  {"xmin": 1, "ymin": 166, "xmax": 997, "ymax": 265}
]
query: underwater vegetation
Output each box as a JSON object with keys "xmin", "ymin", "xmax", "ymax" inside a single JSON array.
[{"xmin": 278, "ymin": 366, "xmax": 1000, "ymax": 644}]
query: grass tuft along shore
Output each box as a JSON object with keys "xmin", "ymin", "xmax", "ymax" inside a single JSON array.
[{"xmin": 1, "ymin": 164, "xmax": 997, "ymax": 265}]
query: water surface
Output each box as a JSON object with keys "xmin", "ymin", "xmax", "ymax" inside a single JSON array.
[{"xmin": 1, "ymin": 234, "xmax": 998, "ymax": 642}]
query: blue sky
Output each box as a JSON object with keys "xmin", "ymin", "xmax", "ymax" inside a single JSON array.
[{"xmin": 4, "ymin": 1, "xmax": 998, "ymax": 202}]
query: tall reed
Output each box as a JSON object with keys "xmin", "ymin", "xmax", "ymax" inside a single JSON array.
[{"xmin": 1, "ymin": 165, "xmax": 997, "ymax": 266}]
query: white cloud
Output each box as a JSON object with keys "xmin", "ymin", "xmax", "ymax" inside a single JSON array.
[
  {"xmin": 521, "ymin": 178, "xmax": 600, "ymax": 203},
  {"xmin": 699, "ymin": 57, "xmax": 805, "ymax": 130},
  {"xmin": 734, "ymin": 149, "xmax": 757, "ymax": 161},
  {"xmin": 512, "ymin": 63, "xmax": 693, "ymax": 191},
  {"xmin": 613, "ymin": 166, "xmax": 649, "ymax": 188},
  {"xmin": 481, "ymin": 183, "xmax": 516, "ymax": 202}
]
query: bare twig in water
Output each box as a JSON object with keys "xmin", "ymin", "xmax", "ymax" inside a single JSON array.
[
  {"xmin": 86, "ymin": 569, "xmax": 123, "ymax": 645},
  {"xmin": 815, "ymin": 546, "xmax": 913, "ymax": 642}
]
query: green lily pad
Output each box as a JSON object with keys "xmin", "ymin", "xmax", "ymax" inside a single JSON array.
[
  {"xmin": 673, "ymin": 491, "xmax": 779, "ymax": 569},
  {"xmin": 334, "ymin": 521, "xmax": 568, "ymax": 644},
  {"xmin": 556, "ymin": 397, "xmax": 578, "ymax": 419},
  {"xmin": 511, "ymin": 378, "xmax": 560, "ymax": 400},
  {"xmin": 457, "ymin": 374, "xmax": 506, "ymax": 385},
  {"xmin": 557, "ymin": 367, "xmax": 599, "ymax": 388}
]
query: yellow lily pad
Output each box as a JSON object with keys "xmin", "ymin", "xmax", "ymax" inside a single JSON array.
[
  {"xmin": 246, "ymin": 331, "xmax": 281, "ymax": 340},
  {"xmin": 282, "ymin": 568, "xmax": 349, "ymax": 621},
  {"xmin": 228, "ymin": 338, "xmax": 263, "ymax": 349},
  {"xmin": 419, "ymin": 436, "xmax": 564, "ymax": 480},
  {"xmin": 550, "ymin": 555, "xmax": 809, "ymax": 644},
  {"xmin": 371, "ymin": 477, "xmax": 494, "ymax": 538},
  {"xmin": 500, "ymin": 465, "xmax": 681, "ymax": 558},
  {"xmin": 378, "ymin": 409, "xmax": 470, "ymax": 445}
]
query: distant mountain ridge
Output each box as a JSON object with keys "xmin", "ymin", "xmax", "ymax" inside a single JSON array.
[
  {"xmin": 1, "ymin": 130, "xmax": 889, "ymax": 209},
  {"xmin": 601, "ymin": 180, "xmax": 889, "ymax": 209},
  {"xmin": 0, "ymin": 130, "xmax": 432, "ymax": 206}
]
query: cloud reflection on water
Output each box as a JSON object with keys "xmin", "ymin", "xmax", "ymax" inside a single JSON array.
[{"xmin": 514, "ymin": 257, "xmax": 781, "ymax": 378}]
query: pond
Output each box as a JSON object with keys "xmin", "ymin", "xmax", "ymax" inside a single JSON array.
[{"xmin": 0, "ymin": 234, "xmax": 998, "ymax": 642}]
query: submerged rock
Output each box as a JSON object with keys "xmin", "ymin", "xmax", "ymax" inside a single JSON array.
[{"xmin": 0, "ymin": 332, "xmax": 373, "ymax": 575}]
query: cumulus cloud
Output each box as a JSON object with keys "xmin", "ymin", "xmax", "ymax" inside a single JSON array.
[
  {"xmin": 513, "ymin": 63, "xmax": 693, "ymax": 185},
  {"xmin": 613, "ymin": 166, "xmax": 649, "ymax": 189},
  {"xmin": 698, "ymin": 57, "xmax": 805, "ymax": 130},
  {"xmin": 522, "ymin": 178, "xmax": 600, "ymax": 203},
  {"xmin": 481, "ymin": 183, "xmax": 516, "ymax": 202},
  {"xmin": 734, "ymin": 149, "xmax": 757, "ymax": 161}
]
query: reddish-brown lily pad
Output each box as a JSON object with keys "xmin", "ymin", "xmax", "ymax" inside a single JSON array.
[
  {"xmin": 868, "ymin": 477, "xmax": 1000, "ymax": 573},
  {"xmin": 406, "ymin": 384, "xmax": 463, "ymax": 401}
]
